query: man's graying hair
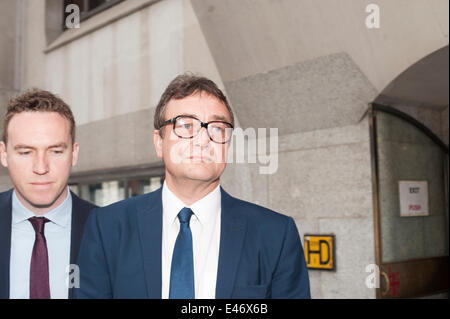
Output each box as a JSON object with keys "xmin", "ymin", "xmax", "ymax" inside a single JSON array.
[{"xmin": 154, "ymin": 74, "xmax": 234, "ymax": 136}]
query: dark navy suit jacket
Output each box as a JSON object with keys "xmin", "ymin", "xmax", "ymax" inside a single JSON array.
[
  {"xmin": 74, "ymin": 186, "xmax": 310, "ymax": 299},
  {"xmin": 0, "ymin": 189, "xmax": 96, "ymax": 299}
]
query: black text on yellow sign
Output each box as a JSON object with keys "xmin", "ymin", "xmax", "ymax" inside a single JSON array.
[{"xmin": 304, "ymin": 234, "xmax": 335, "ymax": 270}]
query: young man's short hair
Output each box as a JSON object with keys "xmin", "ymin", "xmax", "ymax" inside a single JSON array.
[{"xmin": 2, "ymin": 89, "xmax": 76, "ymax": 144}]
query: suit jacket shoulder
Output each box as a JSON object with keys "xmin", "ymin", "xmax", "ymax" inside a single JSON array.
[
  {"xmin": 90, "ymin": 189, "xmax": 159, "ymax": 223},
  {"xmin": 75, "ymin": 188, "xmax": 163, "ymax": 298},
  {"xmin": 218, "ymin": 188, "xmax": 310, "ymax": 298},
  {"xmin": 221, "ymin": 188, "xmax": 294, "ymax": 232},
  {"xmin": 83, "ymin": 188, "xmax": 162, "ymax": 252},
  {"xmin": 72, "ymin": 192, "xmax": 97, "ymax": 213},
  {"xmin": 0, "ymin": 189, "xmax": 13, "ymax": 204}
]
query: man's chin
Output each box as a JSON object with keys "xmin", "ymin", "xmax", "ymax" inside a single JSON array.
[
  {"xmin": 17, "ymin": 187, "xmax": 68, "ymax": 211},
  {"xmin": 183, "ymin": 169, "xmax": 223, "ymax": 183},
  {"xmin": 25, "ymin": 197, "xmax": 60, "ymax": 209}
]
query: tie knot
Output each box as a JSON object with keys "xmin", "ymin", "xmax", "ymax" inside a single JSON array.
[
  {"xmin": 28, "ymin": 217, "xmax": 50, "ymax": 235},
  {"xmin": 178, "ymin": 207, "xmax": 193, "ymax": 224}
]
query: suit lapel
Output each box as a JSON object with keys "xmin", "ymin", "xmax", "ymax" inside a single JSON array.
[
  {"xmin": 0, "ymin": 190, "xmax": 13, "ymax": 299},
  {"xmin": 69, "ymin": 192, "xmax": 95, "ymax": 298},
  {"xmin": 69, "ymin": 192, "xmax": 93, "ymax": 266},
  {"xmin": 137, "ymin": 188, "xmax": 163, "ymax": 298},
  {"xmin": 215, "ymin": 188, "xmax": 247, "ymax": 299}
]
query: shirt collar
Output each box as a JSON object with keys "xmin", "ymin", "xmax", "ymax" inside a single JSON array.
[
  {"xmin": 12, "ymin": 187, "xmax": 72, "ymax": 228},
  {"xmin": 162, "ymin": 181, "xmax": 221, "ymax": 226}
]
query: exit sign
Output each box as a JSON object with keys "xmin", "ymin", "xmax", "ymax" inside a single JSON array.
[{"xmin": 399, "ymin": 181, "xmax": 429, "ymax": 217}]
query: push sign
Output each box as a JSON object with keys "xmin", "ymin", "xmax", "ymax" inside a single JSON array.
[{"xmin": 399, "ymin": 181, "xmax": 429, "ymax": 217}]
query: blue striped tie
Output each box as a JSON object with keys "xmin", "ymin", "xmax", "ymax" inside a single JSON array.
[{"xmin": 169, "ymin": 207, "xmax": 195, "ymax": 299}]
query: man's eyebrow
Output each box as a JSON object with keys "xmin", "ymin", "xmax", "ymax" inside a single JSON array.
[
  {"xmin": 48, "ymin": 143, "xmax": 68, "ymax": 149},
  {"xmin": 209, "ymin": 114, "xmax": 230, "ymax": 122},
  {"xmin": 178, "ymin": 113, "xmax": 231, "ymax": 122},
  {"xmin": 13, "ymin": 143, "xmax": 68, "ymax": 150},
  {"xmin": 14, "ymin": 144, "xmax": 34, "ymax": 150},
  {"xmin": 179, "ymin": 113, "xmax": 197, "ymax": 118}
]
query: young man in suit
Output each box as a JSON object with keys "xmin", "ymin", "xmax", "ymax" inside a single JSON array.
[
  {"xmin": 0, "ymin": 89, "xmax": 96, "ymax": 299},
  {"xmin": 75, "ymin": 74, "xmax": 310, "ymax": 299}
]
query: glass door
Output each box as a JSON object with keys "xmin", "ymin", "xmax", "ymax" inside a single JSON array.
[{"xmin": 370, "ymin": 103, "xmax": 449, "ymax": 298}]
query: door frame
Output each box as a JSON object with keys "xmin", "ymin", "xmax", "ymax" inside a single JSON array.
[{"xmin": 368, "ymin": 103, "xmax": 449, "ymax": 298}]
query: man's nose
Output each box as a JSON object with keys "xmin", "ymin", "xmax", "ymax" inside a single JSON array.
[
  {"xmin": 33, "ymin": 153, "xmax": 50, "ymax": 175},
  {"xmin": 194, "ymin": 126, "xmax": 211, "ymax": 147}
]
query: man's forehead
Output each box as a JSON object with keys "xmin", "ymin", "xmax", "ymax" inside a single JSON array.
[
  {"xmin": 8, "ymin": 111, "xmax": 70, "ymax": 127},
  {"xmin": 7, "ymin": 112, "xmax": 71, "ymax": 145}
]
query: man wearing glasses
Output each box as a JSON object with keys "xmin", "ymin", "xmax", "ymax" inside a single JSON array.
[{"xmin": 75, "ymin": 74, "xmax": 310, "ymax": 299}]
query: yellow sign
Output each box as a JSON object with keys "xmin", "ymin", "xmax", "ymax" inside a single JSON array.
[{"xmin": 304, "ymin": 234, "xmax": 335, "ymax": 270}]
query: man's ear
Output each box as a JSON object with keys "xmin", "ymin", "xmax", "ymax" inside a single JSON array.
[
  {"xmin": 0, "ymin": 141, "xmax": 8, "ymax": 168},
  {"xmin": 71, "ymin": 142, "xmax": 79, "ymax": 167},
  {"xmin": 153, "ymin": 129, "xmax": 163, "ymax": 158}
]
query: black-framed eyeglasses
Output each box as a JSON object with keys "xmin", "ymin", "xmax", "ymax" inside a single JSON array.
[{"xmin": 160, "ymin": 115, "xmax": 234, "ymax": 144}]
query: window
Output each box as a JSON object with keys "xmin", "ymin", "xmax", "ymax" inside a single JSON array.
[
  {"xmin": 63, "ymin": 0, "xmax": 123, "ymax": 25},
  {"xmin": 70, "ymin": 175, "xmax": 164, "ymax": 207}
]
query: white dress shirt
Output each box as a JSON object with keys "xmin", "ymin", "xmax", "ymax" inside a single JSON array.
[
  {"xmin": 161, "ymin": 181, "xmax": 221, "ymax": 299},
  {"xmin": 9, "ymin": 188, "xmax": 72, "ymax": 299}
]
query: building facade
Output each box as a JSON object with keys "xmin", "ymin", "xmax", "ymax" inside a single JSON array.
[{"xmin": 0, "ymin": 0, "xmax": 448, "ymax": 298}]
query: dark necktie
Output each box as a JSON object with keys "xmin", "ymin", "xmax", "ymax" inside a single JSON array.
[
  {"xmin": 169, "ymin": 207, "xmax": 195, "ymax": 299},
  {"xmin": 28, "ymin": 217, "xmax": 51, "ymax": 299}
]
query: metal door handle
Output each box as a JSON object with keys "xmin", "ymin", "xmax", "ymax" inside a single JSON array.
[{"xmin": 380, "ymin": 271, "xmax": 390, "ymax": 296}]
